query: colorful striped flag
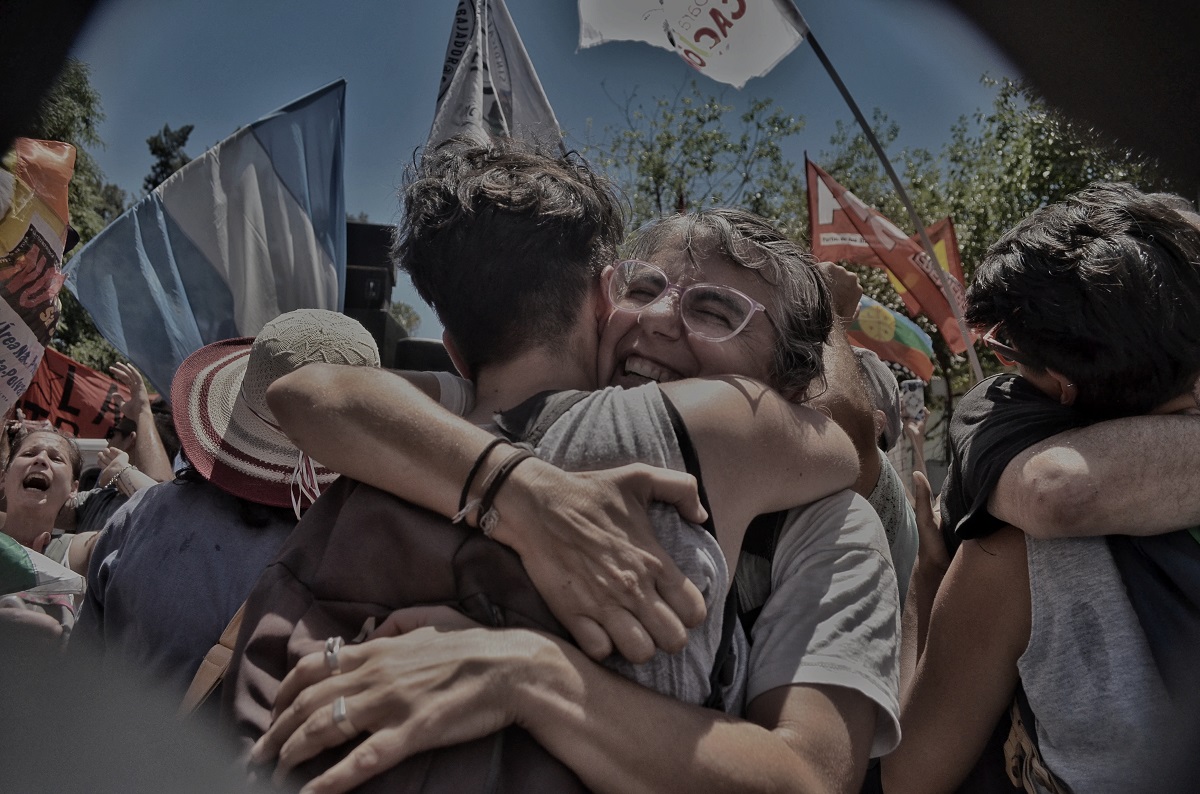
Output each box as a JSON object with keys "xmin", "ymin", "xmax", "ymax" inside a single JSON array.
[
  {"xmin": 64, "ymin": 81, "xmax": 346, "ymax": 396},
  {"xmin": 807, "ymin": 157, "xmax": 971, "ymax": 354},
  {"xmin": 849, "ymin": 296, "xmax": 935, "ymax": 382}
]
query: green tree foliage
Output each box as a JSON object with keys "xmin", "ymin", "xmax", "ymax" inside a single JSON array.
[
  {"xmin": 593, "ymin": 82, "xmax": 806, "ymax": 232},
  {"xmin": 143, "ymin": 123, "xmax": 194, "ymax": 193},
  {"xmin": 598, "ymin": 77, "xmax": 1178, "ymax": 396},
  {"xmin": 820, "ymin": 79, "xmax": 1175, "ymax": 392},
  {"xmin": 388, "ymin": 302, "xmax": 421, "ymax": 336}
]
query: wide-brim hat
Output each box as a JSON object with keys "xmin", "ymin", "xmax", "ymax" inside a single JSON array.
[{"xmin": 171, "ymin": 309, "xmax": 380, "ymax": 508}]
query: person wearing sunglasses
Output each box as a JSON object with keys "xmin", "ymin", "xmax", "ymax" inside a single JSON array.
[
  {"xmin": 884, "ymin": 183, "xmax": 1200, "ymax": 792},
  {"xmin": 242, "ymin": 139, "xmax": 900, "ymax": 794}
]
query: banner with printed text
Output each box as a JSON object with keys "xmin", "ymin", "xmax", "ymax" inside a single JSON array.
[
  {"xmin": 430, "ymin": 0, "xmax": 562, "ymax": 147},
  {"xmin": 19, "ymin": 348, "xmax": 130, "ymax": 439},
  {"xmin": 0, "ymin": 138, "xmax": 75, "ymax": 415},
  {"xmin": 578, "ymin": 0, "xmax": 807, "ymax": 89}
]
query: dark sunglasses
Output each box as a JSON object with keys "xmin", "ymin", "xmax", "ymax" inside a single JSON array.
[
  {"xmin": 106, "ymin": 423, "xmax": 134, "ymax": 441},
  {"xmin": 982, "ymin": 323, "xmax": 1024, "ymax": 367}
]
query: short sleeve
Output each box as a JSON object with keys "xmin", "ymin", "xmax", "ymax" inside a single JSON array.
[
  {"xmin": 939, "ymin": 375, "xmax": 1087, "ymax": 548},
  {"xmin": 746, "ymin": 490, "xmax": 901, "ymax": 757}
]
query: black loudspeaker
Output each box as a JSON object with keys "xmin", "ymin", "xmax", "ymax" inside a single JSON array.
[
  {"xmin": 345, "ymin": 222, "xmax": 396, "ymax": 311},
  {"xmin": 345, "ymin": 309, "xmax": 407, "ymax": 369},
  {"xmin": 392, "ymin": 338, "xmax": 457, "ymax": 374}
]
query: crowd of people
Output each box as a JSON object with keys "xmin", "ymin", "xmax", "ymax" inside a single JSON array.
[{"xmin": 1, "ymin": 135, "xmax": 1197, "ymax": 793}]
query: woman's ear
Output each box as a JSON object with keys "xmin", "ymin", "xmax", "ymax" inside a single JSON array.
[
  {"xmin": 441, "ymin": 331, "xmax": 470, "ymax": 380},
  {"xmin": 32, "ymin": 531, "xmax": 51, "ymax": 554}
]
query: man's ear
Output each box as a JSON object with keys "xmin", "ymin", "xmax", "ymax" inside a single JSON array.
[
  {"xmin": 32, "ymin": 531, "xmax": 51, "ymax": 554},
  {"xmin": 441, "ymin": 331, "xmax": 471, "ymax": 380},
  {"xmin": 1046, "ymin": 369, "xmax": 1078, "ymax": 406}
]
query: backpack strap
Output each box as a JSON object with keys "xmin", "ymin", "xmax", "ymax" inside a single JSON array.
[
  {"xmin": 494, "ymin": 390, "xmax": 590, "ymax": 447},
  {"xmin": 659, "ymin": 392, "xmax": 737, "ymax": 711},
  {"xmin": 178, "ymin": 601, "xmax": 246, "ymax": 718}
]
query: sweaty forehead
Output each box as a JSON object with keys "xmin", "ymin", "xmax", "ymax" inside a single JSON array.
[{"xmin": 18, "ymin": 432, "xmax": 69, "ymax": 456}]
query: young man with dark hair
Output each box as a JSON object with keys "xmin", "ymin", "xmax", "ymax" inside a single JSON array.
[{"xmin": 886, "ymin": 182, "xmax": 1200, "ymax": 792}]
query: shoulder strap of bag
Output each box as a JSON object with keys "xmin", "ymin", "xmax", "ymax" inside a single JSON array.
[{"xmin": 178, "ymin": 601, "xmax": 247, "ymax": 718}]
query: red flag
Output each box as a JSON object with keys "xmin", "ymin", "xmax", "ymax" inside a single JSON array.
[
  {"xmin": 18, "ymin": 349, "xmax": 130, "ymax": 438},
  {"xmin": 806, "ymin": 158, "xmax": 970, "ymax": 353}
]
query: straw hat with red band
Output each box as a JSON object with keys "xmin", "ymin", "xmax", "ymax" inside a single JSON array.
[{"xmin": 171, "ymin": 309, "xmax": 380, "ymax": 508}]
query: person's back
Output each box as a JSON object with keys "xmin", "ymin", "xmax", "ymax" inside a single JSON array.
[
  {"xmin": 74, "ymin": 474, "xmax": 295, "ymax": 692},
  {"xmin": 72, "ymin": 310, "xmax": 381, "ymax": 698}
]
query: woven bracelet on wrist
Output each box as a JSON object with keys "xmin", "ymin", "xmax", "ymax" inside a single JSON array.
[
  {"xmin": 456, "ymin": 437, "xmax": 509, "ymax": 519},
  {"xmin": 475, "ymin": 447, "xmax": 536, "ymax": 538}
]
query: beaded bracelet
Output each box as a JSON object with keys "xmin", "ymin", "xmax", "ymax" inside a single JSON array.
[{"xmin": 103, "ymin": 464, "xmax": 136, "ymax": 489}]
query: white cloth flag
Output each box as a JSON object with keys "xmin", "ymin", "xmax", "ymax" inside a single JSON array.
[
  {"xmin": 578, "ymin": 0, "xmax": 808, "ymax": 89},
  {"xmin": 430, "ymin": 0, "xmax": 563, "ymax": 148}
]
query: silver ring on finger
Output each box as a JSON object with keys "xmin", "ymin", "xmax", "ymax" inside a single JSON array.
[
  {"xmin": 324, "ymin": 636, "xmax": 344, "ymax": 675},
  {"xmin": 332, "ymin": 695, "xmax": 360, "ymax": 739}
]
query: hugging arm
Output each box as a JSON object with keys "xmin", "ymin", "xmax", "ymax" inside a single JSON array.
[
  {"xmin": 257, "ymin": 612, "xmax": 876, "ymax": 794},
  {"xmin": 990, "ymin": 414, "xmax": 1200, "ymax": 538},
  {"xmin": 884, "ymin": 523, "xmax": 1030, "ymax": 794},
  {"xmin": 257, "ymin": 377, "xmax": 874, "ymax": 794},
  {"xmin": 267, "ymin": 364, "xmax": 709, "ymax": 662}
]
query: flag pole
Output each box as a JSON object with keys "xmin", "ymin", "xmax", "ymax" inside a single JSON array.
[{"xmin": 783, "ymin": 4, "xmax": 983, "ymax": 381}]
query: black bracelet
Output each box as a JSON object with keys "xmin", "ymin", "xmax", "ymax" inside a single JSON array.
[
  {"xmin": 475, "ymin": 447, "xmax": 536, "ymax": 537},
  {"xmin": 458, "ymin": 437, "xmax": 509, "ymax": 515}
]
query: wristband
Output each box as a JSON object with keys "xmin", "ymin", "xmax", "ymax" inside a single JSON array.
[
  {"xmin": 475, "ymin": 446, "xmax": 536, "ymax": 537},
  {"xmin": 457, "ymin": 438, "xmax": 509, "ymax": 516}
]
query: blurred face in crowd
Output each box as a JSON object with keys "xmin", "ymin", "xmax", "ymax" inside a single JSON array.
[{"xmin": 597, "ymin": 235, "xmax": 777, "ymax": 388}]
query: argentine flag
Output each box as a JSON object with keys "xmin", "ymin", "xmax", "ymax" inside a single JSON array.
[{"xmin": 65, "ymin": 80, "xmax": 347, "ymax": 396}]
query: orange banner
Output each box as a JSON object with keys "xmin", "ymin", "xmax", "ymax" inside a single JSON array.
[
  {"xmin": 806, "ymin": 158, "xmax": 971, "ymax": 354},
  {"xmin": 19, "ymin": 349, "xmax": 130, "ymax": 438}
]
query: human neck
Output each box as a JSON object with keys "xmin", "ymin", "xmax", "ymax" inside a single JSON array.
[
  {"xmin": 1, "ymin": 501, "xmax": 58, "ymax": 547},
  {"xmin": 467, "ymin": 346, "xmax": 595, "ymax": 424}
]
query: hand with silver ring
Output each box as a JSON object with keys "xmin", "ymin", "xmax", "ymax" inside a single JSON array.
[
  {"xmin": 332, "ymin": 695, "xmax": 360, "ymax": 739},
  {"xmin": 325, "ymin": 636, "xmax": 344, "ymax": 675}
]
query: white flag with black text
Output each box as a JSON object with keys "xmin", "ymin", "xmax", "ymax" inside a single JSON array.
[
  {"xmin": 430, "ymin": 0, "xmax": 563, "ymax": 148},
  {"xmin": 578, "ymin": 0, "xmax": 808, "ymax": 89}
]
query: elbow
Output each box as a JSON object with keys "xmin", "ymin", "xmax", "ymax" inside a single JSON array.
[
  {"xmin": 265, "ymin": 364, "xmax": 344, "ymax": 440},
  {"xmin": 1016, "ymin": 454, "xmax": 1097, "ymax": 539}
]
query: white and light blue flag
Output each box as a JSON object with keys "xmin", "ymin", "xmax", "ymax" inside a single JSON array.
[{"xmin": 64, "ymin": 80, "xmax": 347, "ymax": 396}]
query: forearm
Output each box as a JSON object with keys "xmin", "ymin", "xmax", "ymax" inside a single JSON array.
[
  {"xmin": 991, "ymin": 415, "xmax": 1200, "ymax": 537},
  {"xmin": 809, "ymin": 337, "xmax": 880, "ymax": 497},
  {"xmin": 130, "ymin": 405, "xmax": 173, "ymax": 482},
  {"xmin": 268, "ymin": 364, "xmax": 504, "ymax": 522},
  {"xmin": 899, "ymin": 563, "xmax": 940, "ymax": 703},
  {"xmin": 518, "ymin": 633, "xmax": 835, "ymax": 794}
]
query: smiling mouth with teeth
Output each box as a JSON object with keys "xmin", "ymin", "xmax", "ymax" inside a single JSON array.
[{"xmin": 623, "ymin": 355, "xmax": 682, "ymax": 384}]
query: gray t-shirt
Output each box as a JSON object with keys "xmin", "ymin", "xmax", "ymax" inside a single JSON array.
[
  {"xmin": 1020, "ymin": 535, "xmax": 1174, "ymax": 793},
  {"xmin": 533, "ymin": 384, "xmax": 739, "ymax": 709},
  {"xmin": 747, "ymin": 490, "xmax": 902, "ymax": 758},
  {"xmin": 868, "ymin": 449, "xmax": 917, "ymax": 606}
]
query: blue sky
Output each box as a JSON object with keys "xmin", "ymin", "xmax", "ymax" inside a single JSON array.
[{"xmin": 72, "ymin": 0, "xmax": 1016, "ymax": 338}]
